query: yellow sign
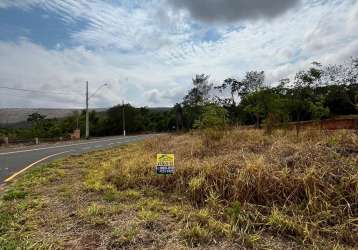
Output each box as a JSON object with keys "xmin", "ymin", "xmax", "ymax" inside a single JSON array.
[{"xmin": 156, "ymin": 154, "xmax": 175, "ymax": 166}]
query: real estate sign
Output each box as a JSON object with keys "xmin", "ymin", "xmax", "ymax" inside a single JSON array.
[{"xmin": 156, "ymin": 154, "xmax": 175, "ymax": 175}]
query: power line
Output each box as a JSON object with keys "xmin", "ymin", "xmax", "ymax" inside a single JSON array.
[
  {"xmin": 0, "ymin": 91, "xmax": 31, "ymax": 98},
  {"xmin": 0, "ymin": 86, "xmax": 78, "ymax": 96}
]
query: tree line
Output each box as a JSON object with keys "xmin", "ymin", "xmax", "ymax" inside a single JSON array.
[
  {"xmin": 0, "ymin": 106, "xmax": 177, "ymax": 139},
  {"xmin": 1, "ymin": 59, "xmax": 357, "ymax": 139},
  {"xmin": 178, "ymin": 59, "xmax": 357, "ymax": 130}
]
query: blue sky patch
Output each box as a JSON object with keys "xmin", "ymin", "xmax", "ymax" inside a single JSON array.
[{"xmin": 0, "ymin": 7, "xmax": 87, "ymax": 49}]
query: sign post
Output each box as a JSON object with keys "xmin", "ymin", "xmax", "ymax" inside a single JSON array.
[{"xmin": 156, "ymin": 154, "xmax": 175, "ymax": 175}]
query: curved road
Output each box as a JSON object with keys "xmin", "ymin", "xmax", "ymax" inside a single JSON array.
[{"xmin": 0, "ymin": 135, "xmax": 149, "ymax": 183}]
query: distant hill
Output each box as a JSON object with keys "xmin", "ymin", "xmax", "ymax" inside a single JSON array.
[
  {"xmin": 0, "ymin": 108, "xmax": 106, "ymax": 125},
  {"xmin": 147, "ymin": 107, "xmax": 171, "ymax": 113}
]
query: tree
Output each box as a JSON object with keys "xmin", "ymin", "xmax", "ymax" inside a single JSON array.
[
  {"xmin": 27, "ymin": 113, "xmax": 46, "ymax": 123},
  {"xmin": 175, "ymin": 103, "xmax": 184, "ymax": 131},
  {"xmin": 182, "ymin": 74, "xmax": 213, "ymax": 129},
  {"xmin": 308, "ymin": 99, "xmax": 329, "ymax": 120},
  {"xmin": 214, "ymin": 71, "xmax": 265, "ymax": 125},
  {"xmin": 295, "ymin": 62, "xmax": 323, "ymax": 88},
  {"xmin": 214, "ymin": 78, "xmax": 243, "ymax": 125},
  {"xmin": 194, "ymin": 104, "xmax": 227, "ymax": 129},
  {"xmin": 322, "ymin": 58, "xmax": 358, "ymax": 86},
  {"xmin": 27, "ymin": 113, "xmax": 47, "ymax": 138},
  {"xmin": 215, "ymin": 71, "xmax": 265, "ymax": 102},
  {"xmin": 241, "ymin": 70, "xmax": 265, "ymax": 96},
  {"xmin": 324, "ymin": 85, "xmax": 357, "ymax": 115},
  {"xmin": 215, "ymin": 78, "xmax": 241, "ymax": 106},
  {"xmin": 183, "ymin": 74, "xmax": 212, "ymax": 106},
  {"xmin": 239, "ymin": 71, "xmax": 266, "ymax": 127},
  {"xmin": 241, "ymin": 87, "xmax": 289, "ymax": 129}
]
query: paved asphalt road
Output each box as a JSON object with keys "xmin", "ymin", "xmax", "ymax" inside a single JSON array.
[{"xmin": 0, "ymin": 135, "xmax": 150, "ymax": 183}]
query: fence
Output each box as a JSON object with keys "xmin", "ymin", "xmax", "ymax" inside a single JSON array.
[
  {"xmin": 0, "ymin": 129, "xmax": 81, "ymax": 147},
  {"xmin": 287, "ymin": 115, "xmax": 358, "ymax": 132}
]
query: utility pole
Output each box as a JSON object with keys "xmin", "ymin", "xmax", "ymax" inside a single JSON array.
[
  {"xmin": 122, "ymin": 100, "xmax": 126, "ymax": 137},
  {"xmin": 84, "ymin": 82, "xmax": 108, "ymax": 139},
  {"xmin": 85, "ymin": 81, "xmax": 89, "ymax": 139}
]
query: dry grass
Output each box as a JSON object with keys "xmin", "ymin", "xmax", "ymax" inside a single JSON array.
[
  {"xmin": 106, "ymin": 129, "xmax": 358, "ymax": 248},
  {"xmin": 0, "ymin": 129, "xmax": 357, "ymax": 249}
]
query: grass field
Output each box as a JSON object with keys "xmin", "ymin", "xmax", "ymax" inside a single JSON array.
[{"xmin": 0, "ymin": 129, "xmax": 357, "ymax": 249}]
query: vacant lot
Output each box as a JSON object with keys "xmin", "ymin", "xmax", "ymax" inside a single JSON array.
[{"xmin": 0, "ymin": 129, "xmax": 357, "ymax": 249}]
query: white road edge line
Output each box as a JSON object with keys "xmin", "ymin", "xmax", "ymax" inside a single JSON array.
[
  {"xmin": 4, "ymin": 150, "xmax": 72, "ymax": 183},
  {"xmin": 0, "ymin": 136, "xmax": 142, "ymax": 156}
]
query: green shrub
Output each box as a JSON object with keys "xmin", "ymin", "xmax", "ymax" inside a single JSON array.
[
  {"xmin": 194, "ymin": 104, "xmax": 227, "ymax": 129},
  {"xmin": 3, "ymin": 189, "xmax": 28, "ymax": 201}
]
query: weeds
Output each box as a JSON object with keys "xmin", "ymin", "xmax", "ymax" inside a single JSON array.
[
  {"xmin": 267, "ymin": 208, "xmax": 307, "ymax": 238},
  {"xmin": 119, "ymin": 189, "xmax": 142, "ymax": 201},
  {"xmin": 2, "ymin": 188, "xmax": 28, "ymax": 201},
  {"xmin": 86, "ymin": 203, "xmax": 106, "ymax": 217},
  {"xmin": 110, "ymin": 226, "xmax": 139, "ymax": 248},
  {"xmin": 181, "ymin": 223, "xmax": 211, "ymax": 246},
  {"xmin": 235, "ymin": 227, "xmax": 262, "ymax": 249},
  {"xmin": 0, "ymin": 129, "xmax": 357, "ymax": 249},
  {"xmin": 168, "ymin": 205, "xmax": 185, "ymax": 219},
  {"xmin": 106, "ymin": 129, "xmax": 358, "ymax": 247},
  {"xmin": 138, "ymin": 209, "xmax": 160, "ymax": 222}
]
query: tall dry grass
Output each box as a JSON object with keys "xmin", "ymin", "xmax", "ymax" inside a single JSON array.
[{"xmin": 105, "ymin": 129, "xmax": 358, "ymax": 246}]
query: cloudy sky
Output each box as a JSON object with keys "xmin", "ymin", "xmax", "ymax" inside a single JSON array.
[{"xmin": 0, "ymin": 0, "xmax": 357, "ymax": 108}]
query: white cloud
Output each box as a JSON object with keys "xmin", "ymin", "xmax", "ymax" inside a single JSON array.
[
  {"xmin": 0, "ymin": 39, "xmax": 187, "ymax": 108},
  {"xmin": 0, "ymin": 0, "xmax": 44, "ymax": 9},
  {"xmin": 0, "ymin": 0, "xmax": 191, "ymax": 51},
  {"xmin": 348, "ymin": 1, "xmax": 358, "ymax": 31},
  {"xmin": 0, "ymin": 0, "xmax": 357, "ymax": 108}
]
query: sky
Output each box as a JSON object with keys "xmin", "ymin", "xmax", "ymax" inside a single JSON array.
[{"xmin": 0, "ymin": 0, "xmax": 357, "ymax": 108}]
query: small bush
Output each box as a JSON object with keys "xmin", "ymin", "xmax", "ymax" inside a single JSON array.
[
  {"xmin": 110, "ymin": 226, "xmax": 139, "ymax": 248},
  {"xmin": 118, "ymin": 189, "xmax": 142, "ymax": 201},
  {"xmin": 137, "ymin": 209, "xmax": 159, "ymax": 222},
  {"xmin": 181, "ymin": 223, "xmax": 210, "ymax": 246},
  {"xmin": 193, "ymin": 104, "xmax": 228, "ymax": 130},
  {"xmin": 207, "ymin": 219, "xmax": 233, "ymax": 238},
  {"xmin": 86, "ymin": 203, "xmax": 106, "ymax": 217},
  {"xmin": 267, "ymin": 208, "xmax": 306, "ymax": 238},
  {"xmin": 2, "ymin": 189, "xmax": 28, "ymax": 201},
  {"xmin": 103, "ymin": 189, "xmax": 117, "ymax": 202}
]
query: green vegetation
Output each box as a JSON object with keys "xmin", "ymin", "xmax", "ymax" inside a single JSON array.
[
  {"xmin": 1, "ymin": 129, "xmax": 357, "ymax": 249},
  {"xmin": 2, "ymin": 188, "xmax": 28, "ymax": 201},
  {"xmin": 0, "ymin": 107, "xmax": 176, "ymax": 140},
  {"xmin": 1, "ymin": 59, "xmax": 357, "ymax": 141},
  {"xmin": 0, "ymin": 58, "xmax": 357, "ymax": 249},
  {"xmin": 184, "ymin": 59, "xmax": 357, "ymax": 130}
]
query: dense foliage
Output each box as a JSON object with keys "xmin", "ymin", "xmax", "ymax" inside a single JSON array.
[
  {"xmin": 182, "ymin": 59, "xmax": 357, "ymax": 129},
  {"xmin": 0, "ymin": 107, "xmax": 176, "ymax": 139}
]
